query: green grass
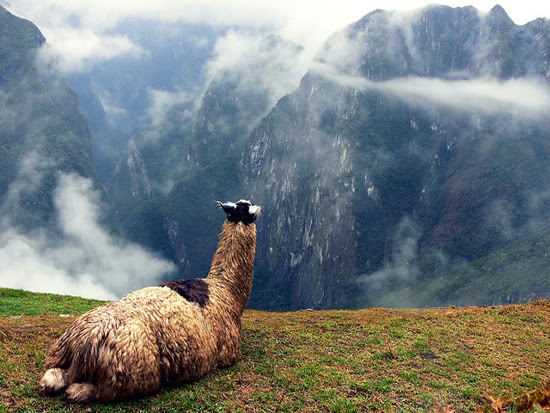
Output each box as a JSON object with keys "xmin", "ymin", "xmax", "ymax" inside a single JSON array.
[
  {"xmin": 0, "ymin": 288, "xmax": 106, "ymax": 317},
  {"xmin": 1, "ymin": 289, "xmax": 549, "ymax": 412}
]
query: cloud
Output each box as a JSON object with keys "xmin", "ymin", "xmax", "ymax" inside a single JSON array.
[
  {"xmin": 311, "ymin": 61, "xmax": 550, "ymax": 118},
  {"xmin": 3, "ymin": 0, "xmax": 359, "ymax": 31},
  {"xmin": 0, "ymin": 152, "xmax": 52, "ymax": 228},
  {"xmin": 1, "ymin": 0, "xmax": 366, "ymax": 74},
  {"xmin": 487, "ymin": 188, "xmax": 550, "ymax": 242},
  {"xmin": 206, "ymin": 30, "xmax": 309, "ymax": 109},
  {"xmin": 147, "ymin": 88, "xmax": 198, "ymax": 125},
  {"xmin": 381, "ymin": 77, "xmax": 550, "ymax": 117},
  {"xmin": 359, "ymin": 217, "xmax": 423, "ymax": 307},
  {"xmin": 37, "ymin": 27, "xmax": 146, "ymax": 73},
  {"xmin": 0, "ymin": 230, "xmax": 117, "ymax": 300},
  {"xmin": 0, "ymin": 173, "xmax": 176, "ymax": 300}
]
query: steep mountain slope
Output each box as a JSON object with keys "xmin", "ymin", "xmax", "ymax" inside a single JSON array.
[
  {"xmin": 185, "ymin": 35, "xmax": 303, "ymax": 168},
  {"xmin": 110, "ymin": 34, "xmax": 303, "ymax": 203},
  {"xmin": 0, "ymin": 5, "xmax": 100, "ymax": 231},
  {"xmin": 109, "ymin": 35, "xmax": 305, "ymax": 269},
  {"xmin": 241, "ymin": 5, "xmax": 550, "ymax": 309},
  {"xmin": 109, "ymin": 102, "xmax": 195, "ymax": 212}
]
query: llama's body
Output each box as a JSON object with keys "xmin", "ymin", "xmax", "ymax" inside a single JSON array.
[{"xmin": 40, "ymin": 200, "xmax": 259, "ymax": 402}]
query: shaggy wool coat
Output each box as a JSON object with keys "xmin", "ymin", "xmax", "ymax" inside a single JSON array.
[{"xmin": 40, "ymin": 215, "xmax": 256, "ymax": 402}]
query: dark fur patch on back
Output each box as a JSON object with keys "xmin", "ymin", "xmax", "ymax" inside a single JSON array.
[{"xmin": 160, "ymin": 279, "xmax": 210, "ymax": 308}]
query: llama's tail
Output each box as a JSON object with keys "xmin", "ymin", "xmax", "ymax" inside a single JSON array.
[{"xmin": 39, "ymin": 368, "xmax": 67, "ymax": 394}]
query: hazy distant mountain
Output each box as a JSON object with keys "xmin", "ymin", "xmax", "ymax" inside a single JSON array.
[
  {"xmin": 66, "ymin": 21, "xmax": 222, "ymax": 186},
  {"xmin": 0, "ymin": 5, "xmax": 101, "ymax": 231}
]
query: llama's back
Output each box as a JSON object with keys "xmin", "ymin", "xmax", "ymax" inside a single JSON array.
[{"xmin": 45, "ymin": 288, "xmax": 157, "ymax": 368}]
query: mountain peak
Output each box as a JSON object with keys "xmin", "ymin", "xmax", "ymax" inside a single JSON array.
[
  {"xmin": 0, "ymin": 4, "xmax": 45, "ymax": 47},
  {"xmin": 490, "ymin": 4, "xmax": 506, "ymax": 15},
  {"xmin": 488, "ymin": 4, "xmax": 515, "ymax": 26}
]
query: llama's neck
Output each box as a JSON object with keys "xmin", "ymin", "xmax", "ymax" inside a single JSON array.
[{"xmin": 207, "ymin": 220, "xmax": 256, "ymax": 315}]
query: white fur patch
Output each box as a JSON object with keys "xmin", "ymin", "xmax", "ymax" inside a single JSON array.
[
  {"xmin": 40, "ymin": 368, "xmax": 66, "ymax": 393},
  {"xmin": 224, "ymin": 201, "xmax": 237, "ymax": 208},
  {"xmin": 248, "ymin": 205, "xmax": 261, "ymax": 216}
]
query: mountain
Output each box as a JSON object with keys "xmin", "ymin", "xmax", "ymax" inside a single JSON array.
[
  {"xmin": 101, "ymin": 5, "xmax": 550, "ymax": 310},
  {"xmin": 0, "ymin": 5, "xmax": 101, "ymax": 231},
  {"xmin": 2, "ymin": 3, "xmax": 546, "ymax": 310},
  {"xmin": 240, "ymin": 5, "xmax": 550, "ymax": 309},
  {"xmin": 66, "ymin": 21, "xmax": 222, "ymax": 186}
]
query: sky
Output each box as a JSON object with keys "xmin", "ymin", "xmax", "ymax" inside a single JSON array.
[{"xmin": 1, "ymin": 0, "xmax": 549, "ymax": 74}]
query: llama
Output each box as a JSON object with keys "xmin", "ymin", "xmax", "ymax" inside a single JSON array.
[{"xmin": 39, "ymin": 199, "xmax": 260, "ymax": 403}]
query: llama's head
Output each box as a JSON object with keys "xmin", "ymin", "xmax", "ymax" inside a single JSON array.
[{"xmin": 218, "ymin": 199, "xmax": 261, "ymax": 223}]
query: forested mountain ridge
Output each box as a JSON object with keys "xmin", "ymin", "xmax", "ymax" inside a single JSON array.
[{"xmin": 0, "ymin": 5, "xmax": 100, "ymax": 231}]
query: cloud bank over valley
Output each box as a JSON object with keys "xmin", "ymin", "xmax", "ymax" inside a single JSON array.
[
  {"xmin": 311, "ymin": 62, "xmax": 550, "ymax": 118},
  {"xmin": 0, "ymin": 173, "xmax": 175, "ymax": 300}
]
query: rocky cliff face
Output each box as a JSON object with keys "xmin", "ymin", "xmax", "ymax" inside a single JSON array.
[
  {"xmin": 240, "ymin": 5, "xmax": 550, "ymax": 309},
  {"xmin": 241, "ymin": 75, "xmax": 360, "ymax": 308}
]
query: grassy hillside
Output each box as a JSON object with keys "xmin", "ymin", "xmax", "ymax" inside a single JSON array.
[
  {"xmin": 0, "ymin": 289, "xmax": 549, "ymax": 412},
  {"xmin": 0, "ymin": 288, "xmax": 106, "ymax": 317}
]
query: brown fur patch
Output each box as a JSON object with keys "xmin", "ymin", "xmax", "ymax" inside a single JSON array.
[
  {"xmin": 65, "ymin": 383, "xmax": 97, "ymax": 403},
  {"xmin": 160, "ymin": 279, "xmax": 210, "ymax": 308}
]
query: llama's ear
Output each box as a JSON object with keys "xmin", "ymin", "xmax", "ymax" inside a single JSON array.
[
  {"xmin": 248, "ymin": 205, "xmax": 261, "ymax": 216},
  {"xmin": 217, "ymin": 201, "xmax": 236, "ymax": 214}
]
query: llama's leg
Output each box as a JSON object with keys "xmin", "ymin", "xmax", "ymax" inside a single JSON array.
[
  {"xmin": 65, "ymin": 383, "xmax": 97, "ymax": 403},
  {"xmin": 94, "ymin": 325, "xmax": 161, "ymax": 401},
  {"xmin": 39, "ymin": 368, "xmax": 67, "ymax": 394},
  {"xmin": 96, "ymin": 354, "xmax": 161, "ymax": 400},
  {"xmin": 216, "ymin": 325, "xmax": 242, "ymax": 368},
  {"xmin": 217, "ymin": 346, "xmax": 240, "ymax": 368}
]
